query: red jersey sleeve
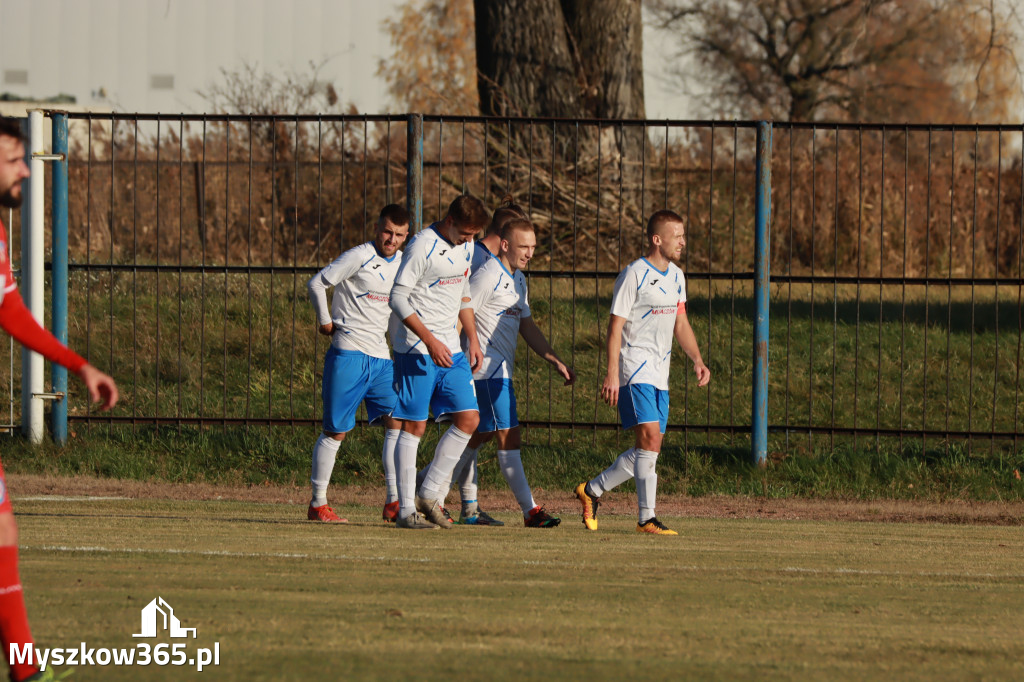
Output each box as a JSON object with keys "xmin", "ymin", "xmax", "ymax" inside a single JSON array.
[{"xmin": 0, "ymin": 221, "xmax": 87, "ymax": 373}]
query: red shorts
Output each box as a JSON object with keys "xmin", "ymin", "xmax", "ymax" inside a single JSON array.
[{"xmin": 0, "ymin": 456, "xmax": 11, "ymax": 514}]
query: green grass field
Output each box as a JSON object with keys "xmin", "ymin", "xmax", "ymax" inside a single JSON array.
[{"xmin": 15, "ymin": 496, "xmax": 1024, "ymax": 681}]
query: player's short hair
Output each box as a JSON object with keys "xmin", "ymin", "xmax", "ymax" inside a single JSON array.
[
  {"xmin": 646, "ymin": 209, "xmax": 684, "ymax": 238},
  {"xmin": 500, "ymin": 218, "xmax": 534, "ymax": 242},
  {"xmin": 0, "ymin": 118, "xmax": 25, "ymax": 142},
  {"xmin": 486, "ymin": 196, "xmax": 527, "ymax": 236},
  {"xmin": 446, "ymin": 194, "xmax": 490, "ymax": 230},
  {"xmin": 378, "ymin": 203, "xmax": 410, "ymax": 226}
]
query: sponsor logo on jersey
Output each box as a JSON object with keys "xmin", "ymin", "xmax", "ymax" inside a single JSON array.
[{"xmin": 436, "ymin": 277, "xmax": 463, "ymax": 286}]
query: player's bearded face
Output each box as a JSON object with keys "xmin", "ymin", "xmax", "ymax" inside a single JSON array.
[
  {"xmin": 376, "ymin": 220, "xmax": 409, "ymax": 257},
  {"xmin": 0, "ymin": 137, "xmax": 29, "ymax": 209}
]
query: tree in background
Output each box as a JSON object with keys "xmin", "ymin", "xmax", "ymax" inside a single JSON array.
[
  {"xmin": 377, "ymin": 0, "xmax": 479, "ymax": 115},
  {"xmin": 647, "ymin": 0, "xmax": 1023, "ymax": 123}
]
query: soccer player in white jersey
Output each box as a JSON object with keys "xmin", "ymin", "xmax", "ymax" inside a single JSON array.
[
  {"xmin": 437, "ymin": 200, "xmax": 527, "ymax": 525},
  {"xmin": 576, "ymin": 210, "xmax": 711, "ymax": 535},
  {"xmin": 458, "ymin": 218, "xmax": 575, "ymax": 527},
  {"xmin": 306, "ymin": 204, "xmax": 410, "ymax": 523},
  {"xmin": 388, "ymin": 195, "xmax": 490, "ymax": 529}
]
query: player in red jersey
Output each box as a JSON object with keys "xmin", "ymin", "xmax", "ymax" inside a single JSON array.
[{"xmin": 0, "ymin": 117, "xmax": 118, "ymax": 682}]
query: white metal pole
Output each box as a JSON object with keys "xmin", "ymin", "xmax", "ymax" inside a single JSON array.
[{"xmin": 21, "ymin": 110, "xmax": 45, "ymax": 443}]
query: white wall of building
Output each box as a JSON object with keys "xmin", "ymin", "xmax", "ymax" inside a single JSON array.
[{"xmin": 0, "ymin": 0, "xmax": 402, "ymax": 114}]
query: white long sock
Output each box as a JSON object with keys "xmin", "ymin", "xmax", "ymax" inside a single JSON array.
[
  {"xmin": 634, "ymin": 448, "xmax": 659, "ymax": 524},
  {"xmin": 382, "ymin": 429, "xmax": 400, "ymax": 504},
  {"xmin": 418, "ymin": 426, "xmax": 473, "ymax": 501},
  {"xmin": 396, "ymin": 431, "xmax": 421, "ymax": 519},
  {"xmin": 455, "ymin": 447, "xmax": 479, "ymax": 504},
  {"xmin": 310, "ymin": 433, "xmax": 342, "ymax": 507},
  {"xmin": 497, "ymin": 449, "xmax": 535, "ymax": 514},
  {"xmin": 589, "ymin": 447, "xmax": 637, "ymax": 496}
]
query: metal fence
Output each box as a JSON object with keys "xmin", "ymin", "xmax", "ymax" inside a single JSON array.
[{"xmin": 7, "ymin": 112, "xmax": 1023, "ymax": 459}]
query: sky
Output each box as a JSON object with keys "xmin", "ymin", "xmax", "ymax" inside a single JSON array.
[{"xmin": 0, "ymin": 0, "xmax": 692, "ymax": 118}]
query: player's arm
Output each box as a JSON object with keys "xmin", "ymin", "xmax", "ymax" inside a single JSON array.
[
  {"xmin": 307, "ymin": 249, "xmax": 361, "ymax": 336},
  {"xmin": 674, "ymin": 303, "xmax": 710, "ymax": 387},
  {"xmin": 459, "ymin": 306, "xmax": 483, "ymax": 371},
  {"xmin": 519, "ymin": 316, "xmax": 574, "ymax": 385},
  {"xmin": 601, "ymin": 314, "xmax": 626, "ymax": 406},
  {"xmin": 458, "ymin": 274, "xmax": 483, "ymax": 370},
  {"xmin": 602, "ymin": 268, "xmax": 635, "ymax": 407},
  {"xmin": 0, "ymin": 288, "xmax": 118, "ymax": 410}
]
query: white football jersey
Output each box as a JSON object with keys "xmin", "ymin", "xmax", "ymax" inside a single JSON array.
[
  {"xmin": 609, "ymin": 257, "xmax": 686, "ymax": 390},
  {"xmin": 388, "ymin": 223, "xmax": 473, "ymax": 355},
  {"xmin": 308, "ymin": 241, "xmax": 402, "ymax": 359},
  {"xmin": 463, "ymin": 256, "xmax": 530, "ymax": 380},
  {"xmin": 471, "ymin": 241, "xmax": 496, "ymax": 273}
]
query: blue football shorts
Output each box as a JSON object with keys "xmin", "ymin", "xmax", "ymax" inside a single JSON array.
[
  {"xmin": 618, "ymin": 383, "xmax": 669, "ymax": 433},
  {"xmin": 392, "ymin": 351, "xmax": 479, "ymax": 422},
  {"xmin": 322, "ymin": 348, "xmax": 396, "ymax": 433}
]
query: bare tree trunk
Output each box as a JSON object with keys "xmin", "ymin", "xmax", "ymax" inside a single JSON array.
[{"xmin": 473, "ymin": 0, "xmax": 581, "ymax": 118}]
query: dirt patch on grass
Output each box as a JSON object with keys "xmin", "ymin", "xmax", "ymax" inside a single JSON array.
[{"xmin": 7, "ymin": 473, "xmax": 1024, "ymax": 526}]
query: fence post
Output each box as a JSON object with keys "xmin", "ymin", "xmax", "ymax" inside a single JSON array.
[
  {"xmin": 51, "ymin": 112, "xmax": 69, "ymax": 445},
  {"xmin": 406, "ymin": 113, "xmax": 423, "ymax": 233},
  {"xmin": 21, "ymin": 111, "xmax": 46, "ymax": 444},
  {"xmin": 751, "ymin": 121, "xmax": 772, "ymax": 468}
]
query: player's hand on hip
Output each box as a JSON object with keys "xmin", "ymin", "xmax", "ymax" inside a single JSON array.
[
  {"xmin": 77, "ymin": 364, "xmax": 119, "ymax": 411},
  {"xmin": 694, "ymin": 361, "xmax": 711, "ymax": 387},
  {"xmin": 318, "ymin": 323, "xmax": 335, "ymax": 336},
  {"xmin": 601, "ymin": 374, "xmax": 620, "ymax": 406},
  {"xmin": 426, "ymin": 338, "xmax": 453, "ymax": 368}
]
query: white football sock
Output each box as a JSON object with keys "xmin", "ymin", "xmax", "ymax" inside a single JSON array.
[
  {"xmin": 497, "ymin": 449, "xmax": 536, "ymax": 515},
  {"xmin": 310, "ymin": 433, "xmax": 342, "ymax": 507},
  {"xmin": 396, "ymin": 431, "xmax": 421, "ymax": 519},
  {"xmin": 454, "ymin": 447, "xmax": 479, "ymax": 506},
  {"xmin": 589, "ymin": 447, "xmax": 637, "ymax": 497},
  {"xmin": 418, "ymin": 426, "xmax": 473, "ymax": 501},
  {"xmin": 382, "ymin": 428, "xmax": 400, "ymax": 504},
  {"xmin": 634, "ymin": 448, "xmax": 659, "ymax": 524}
]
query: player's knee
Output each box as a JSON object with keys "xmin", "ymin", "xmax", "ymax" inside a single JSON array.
[
  {"xmin": 0, "ymin": 512, "xmax": 18, "ymax": 546},
  {"xmin": 454, "ymin": 411, "xmax": 479, "ymax": 434},
  {"xmin": 402, "ymin": 420, "xmax": 427, "ymax": 437},
  {"xmin": 496, "ymin": 427, "xmax": 521, "ymax": 450}
]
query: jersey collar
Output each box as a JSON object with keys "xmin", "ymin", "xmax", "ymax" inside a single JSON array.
[
  {"xmin": 371, "ymin": 240, "xmax": 398, "ymax": 262},
  {"xmin": 640, "ymin": 257, "xmax": 669, "ymax": 276},
  {"xmin": 428, "ymin": 222, "xmax": 458, "ymax": 247}
]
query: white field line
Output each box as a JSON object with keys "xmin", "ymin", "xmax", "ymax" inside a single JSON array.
[
  {"xmin": 17, "ymin": 495, "xmax": 131, "ymax": 501},
  {"xmin": 20, "ymin": 544, "xmax": 1024, "ymax": 580}
]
